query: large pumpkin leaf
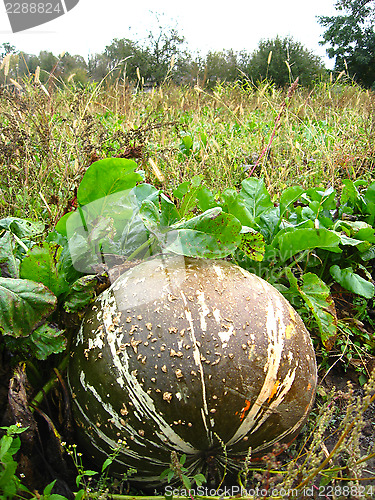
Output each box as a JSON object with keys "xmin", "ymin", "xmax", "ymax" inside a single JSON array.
[
  {"xmin": 279, "ymin": 185, "xmax": 304, "ymax": 219},
  {"xmin": 278, "ymin": 227, "xmax": 341, "ymax": 261},
  {"xmin": 287, "ymin": 270, "xmax": 337, "ymax": 350},
  {"xmin": 77, "ymin": 158, "xmax": 143, "ymax": 206},
  {"xmin": 221, "ymin": 188, "xmax": 253, "ymax": 227},
  {"xmin": 63, "ymin": 275, "xmax": 98, "ymax": 313},
  {"xmin": 330, "ymin": 265, "xmax": 374, "ymax": 299},
  {"xmin": 0, "ymin": 217, "xmax": 44, "ymax": 239},
  {"xmin": 0, "ymin": 278, "xmax": 57, "ymax": 337},
  {"xmin": 239, "ymin": 178, "xmax": 274, "ymax": 219},
  {"xmin": 0, "ymin": 232, "xmax": 19, "ymax": 278},
  {"xmin": 167, "ymin": 207, "xmax": 242, "ymax": 258},
  {"xmin": 239, "ymin": 228, "xmax": 265, "ymax": 262},
  {"xmin": 28, "ymin": 324, "xmax": 67, "ymax": 360},
  {"xmin": 20, "ymin": 242, "xmax": 70, "ymax": 297}
]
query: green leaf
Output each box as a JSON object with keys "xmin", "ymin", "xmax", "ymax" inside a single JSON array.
[
  {"xmin": 42, "ymin": 480, "xmax": 56, "ymax": 498},
  {"xmin": 193, "ymin": 473, "xmax": 207, "ymax": 487},
  {"xmin": 0, "ymin": 435, "xmax": 13, "ymax": 460},
  {"xmin": 177, "ymin": 175, "xmax": 203, "ymax": 218},
  {"xmin": 28, "ymin": 324, "xmax": 67, "ymax": 360},
  {"xmin": 330, "ymin": 265, "xmax": 374, "ymax": 299},
  {"xmin": 239, "ymin": 228, "xmax": 265, "ymax": 261},
  {"xmin": 0, "ymin": 278, "xmax": 56, "ymax": 337},
  {"xmin": 287, "ymin": 270, "xmax": 337, "ymax": 349},
  {"xmin": 0, "ymin": 217, "xmax": 45, "ymax": 239},
  {"xmin": 159, "ymin": 468, "xmax": 172, "ymax": 480},
  {"xmin": 167, "ymin": 208, "xmax": 242, "ymax": 258},
  {"xmin": 19, "ymin": 242, "xmax": 70, "ymax": 297},
  {"xmin": 77, "ymin": 158, "xmax": 142, "ymax": 206},
  {"xmin": 102, "ymin": 457, "xmax": 113, "ymax": 472},
  {"xmin": 360, "ymin": 245, "xmax": 375, "ymax": 261},
  {"xmin": 54, "ymin": 212, "xmax": 72, "ymax": 237},
  {"xmin": 279, "ymin": 185, "xmax": 304, "ymax": 219},
  {"xmin": 278, "ymin": 228, "xmax": 341, "ymax": 261},
  {"xmin": 75, "ymin": 490, "xmax": 85, "ymax": 500},
  {"xmin": 160, "ymin": 193, "xmax": 180, "ymax": 227},
  {"xmin": 239, "ymin": 177, "xmax": 274, "ymax": 219},
  {"xmin": 139, "ymin": 199, "xmax": 161, "ymax": 233},
  {"xmin": 181, "ymin": 474, "xmax": 192, "ymax": 490},
  {"xmin": 341, "ymin": 178, "xmax": 361, "ymax": 207},
  {"xmin": 221, "ymin": 188, "xmax": 253, "ymax": 226},
  {"xmin": 63, "ymin": 275, "xmax": 98, "ymax": 313},
  {"xmin": 196, "ymin": 185, "xmax": 216, "ymax": 212},
  {"xmin": 0, "ymin": 232, "xmax": 19, "ymax": 278}
]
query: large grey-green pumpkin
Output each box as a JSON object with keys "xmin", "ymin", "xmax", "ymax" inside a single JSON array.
[{"xmin": 68, "ymin": 255, "xmax": 317, "ymax": 486}]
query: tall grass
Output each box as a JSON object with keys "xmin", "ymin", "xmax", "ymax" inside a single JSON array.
[{"xmin": 1, "ymin": 74, "xmax": 375, "ymax": 225}]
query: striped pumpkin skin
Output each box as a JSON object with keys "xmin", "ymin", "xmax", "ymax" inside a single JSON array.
[{"xmin": 68, "ymin": 256, "xmax": 317, "ymax": 486}]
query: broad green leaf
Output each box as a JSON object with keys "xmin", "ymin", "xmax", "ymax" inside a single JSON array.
[
  {"xmin": 167, "ymin": 208, "xmax": 242, "ymax": 258},
  {"xmin": 361, "ymin": 245, "xmax": 375, "ymax": 261},
  {"xmin": 28, "ymin": 324, "xmax": 66, "ymax": 360},
  {"xmin": 279, "ymin": 185, "xmax": 304, "ymax": 219},
  {"xmin": 364, "ymin": 182, "xmax": 375, "ymax": 224},
  {"xmin": 139, "ymin": 199, "xmax": 161, "ymax": 233},
  {"xmin": 221, "ymin": 188, "xmax": 253, "ymax": 227},
  {"xmin": 341, "ymin": 179, "xmax": 362, "ymax": 207},
  {"xmin": 0, "ymin": 217, "xmax": 44, "ymax": 239},
  {"xmin": 239, "ymin": 228, "xmax": 265, "ymax": 261},
  {"xmin": 45, "ymin": 231, "xmax": 82, "ymax": 285},
  {"xmin": 160, "ymin": 193, "xmax": 180, "ymax": 227},
  {"xmin": 133, "ymin": 183, "xmax": 159, "ymax": 205},
  {"xmin": 173, "ymin": 180, "xmax": 190, "ymax": 199},
  {"xmin": 305, "ymin": 186, "xmax": 336, "ymax": 210},
  {"xmin": 77, "ymin": 158, "xmax": 142, "ymax": 206},
  {"xmin": 196, "ymin": 185, "xmax": 216, "ymax": 212},
  {"xmin": 54, "ymin": 212, "xmax": 72, "ymax": 237},
  {"xmin": 63, "ymin": 275, "xmax": 98, "ymax": 313},
  {"xmin": 287, "ymin": 270, "xmax": 337, "ymax": 349},
  {"xmin": 239, "ymin": 177, "xmax": 274, "ymax": 218},
  {"xmin": 330, "ymin": 265, "xmax": 374, "ymax": 299},
  {"xmin": 0, "ymin": 278, "xmax": 56, "ymax": 337},
  {"xmin": 0, "ymin": 232, "xmax": 19, "ymax": 278},
  {"xmin": 0, "ymin": 435, "xmax": 12, "ymax": 460},
  {"xmin": 278, "ymin": 228, "xmax": 341, "ymax": 261},
  {"xmin": 177, "ymin": 175, "xmax": 203, "ymax": 218},
  {"xmin": 20, "ymin": 242, "xmax": 70, "ymax": 297}
]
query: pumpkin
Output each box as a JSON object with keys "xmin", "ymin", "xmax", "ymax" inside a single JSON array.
[{"xmin": 67, "ymin": 255, "xmax": 317, "ymax": 487}]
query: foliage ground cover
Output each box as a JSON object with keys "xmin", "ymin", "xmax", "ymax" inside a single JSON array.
[{"xmin": 1, "ymin": 75, "xmax": 375, "ymax": 498}]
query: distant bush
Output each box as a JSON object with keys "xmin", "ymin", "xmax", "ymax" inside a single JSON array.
[{"xmin": 243, "ymin": 35, "xmax": 326, "ymax": 87}]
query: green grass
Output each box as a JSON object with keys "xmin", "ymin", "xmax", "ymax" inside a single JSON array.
[{"xmin": 1, "ymin": 76, "xmax": 374, "ymax": 225}]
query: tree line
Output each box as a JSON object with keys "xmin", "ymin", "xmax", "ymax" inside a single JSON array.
[{"xmin": 0, "ymin": 0, "xmax": 374, "ymax": 90}]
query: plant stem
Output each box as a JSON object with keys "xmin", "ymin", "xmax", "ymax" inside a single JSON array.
[
  {"xmin": 126, "ymin": 235, "xmax": 157, "ymax": 261},
  {"xmin": 295, "ymin": 390, "xmax": 375, "ymax": 489},
  {"xmin": 29, "ymin": 355, "xmax": 69, "ymax": 411}
]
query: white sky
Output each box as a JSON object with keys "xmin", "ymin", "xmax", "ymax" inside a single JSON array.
[{"xmin": 0, "ymin": 0, "xmax": 338, "ymax": 68}]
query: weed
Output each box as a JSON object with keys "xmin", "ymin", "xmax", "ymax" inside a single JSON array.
[{"xmin": 160, "ymin": 451, "xmax": 206, "ymax": 491}]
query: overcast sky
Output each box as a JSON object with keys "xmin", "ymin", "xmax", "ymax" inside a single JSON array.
[{"xmin": 0, "ymin": 0, "xmax": 338, "ymax": 67}]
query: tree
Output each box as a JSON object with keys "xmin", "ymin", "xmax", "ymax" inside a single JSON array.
[
  {"xmin": 318, "ymin": 0, "xmax": 375, "ymax": 87},
  {"xmin": 199, "ymin": 49, "xmax": 243, "ymax": 88},
  {"xmin": 0, "ymin": 43, "xmax": 16, "ymax": 58},
  {"xmin": 104, "ymin": 38, "xmax": 150, "ymax": 82},
  {"xmin": 244, "ymin": 36, "xmax": 324, "ymax": 87},
  {"xmin": 144, "ymin": 18, "xmax": 190, "ymax": 85}
]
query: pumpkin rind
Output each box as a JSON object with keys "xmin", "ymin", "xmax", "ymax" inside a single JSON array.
[{"xmin": 68, "ymin": 255, "xmax": 317, "ymax": 486}]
